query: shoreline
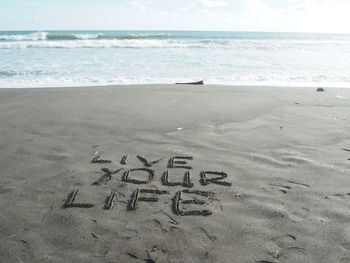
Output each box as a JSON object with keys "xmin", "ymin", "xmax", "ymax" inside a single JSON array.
[{"xmin": 1, "ymin": 83, "xmax": 350, "ymax": 90}]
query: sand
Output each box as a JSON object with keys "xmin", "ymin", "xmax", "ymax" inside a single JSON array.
[{"xmin": 0, "ymin": 84, "xmax": 349, "ymax": 262}]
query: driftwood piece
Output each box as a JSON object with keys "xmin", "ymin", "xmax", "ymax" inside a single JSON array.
[{"xmin": 175, "ymin": 80, "xmax": 204, "ymax": 85}]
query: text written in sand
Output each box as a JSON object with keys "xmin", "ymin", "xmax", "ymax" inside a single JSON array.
[{"xmin": 63, "ymin": 153, "xmax": 232, "ymax": 216}]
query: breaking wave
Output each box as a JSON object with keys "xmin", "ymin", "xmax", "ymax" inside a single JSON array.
[
  {"xmin": 0, "ymin": 32, "xmax": 48, "ymax": 41},
  {"xmin": 0, "ymin": 32, "xmax": 175, "ymax": 41},
  {"xmin": 1, "ymin": 38, "xmax": 350, "ymax": 50},
  {"xmin": 1, "ymin": 31, "xmax": 350, "ymax": 51},
  {"xmin": 0, "ymin": 70, "xmax": 47, "ymax": 77},
  {"xmin": 1, "ymin": 30, "xmax": 350, "ymax": 88}
]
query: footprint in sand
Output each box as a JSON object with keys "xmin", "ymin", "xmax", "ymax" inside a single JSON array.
[
  {"xmin": 146, "ymin": 245, "xmax": 169, "ymax": 263},
  {"xmin": 269, "ymin": 184, "xmax": 292, "ymax": 194},
  {"xmin": 288, "ymin": 207, "xmax": 310, "ymax": 222},
  {"xmin": 265, "ymin": 241, "xmax": 283, "ymax": 259},
  {"xmin": 196, "ymin": 227, "xmax": 217, "ymax": 241},
  {"xmin": 266, "ymin": 234, "xmax": 295, "ymax": 259},
  {"xmin": 268, "ymin": 180, "xmax": 310, "ymax": 195},
  {"xmin": 341, "ymin": 242, "xmax": 350, "ymax": 251},
  {"xmin": 265, "ymin": 234, "xmax": 306, "ymax": 260},
  {"xmin": 0, "ymin": 185, "xmax": 12, "ymax": 194}
]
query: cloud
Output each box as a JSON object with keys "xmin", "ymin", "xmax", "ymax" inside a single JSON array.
[
  {"xmin": 1, "ymin": 0, "xmax": 350, "ymax": 33},
  {"xmin": 197, "ymin": 0, "xmax": 227, "ymax": 8},
  {"xmin": 240, "ymin": 0, "xmax": 350, "ymax": 33},
  {"xmin": 124, "ymin": 0, "xmax": 149, "ymax": 11},
  {"xmin": 293, "ymin": 0, "xmax": 350, "ymax": 33}
]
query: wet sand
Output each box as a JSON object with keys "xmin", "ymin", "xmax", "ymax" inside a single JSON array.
[{"xmin": 0, "ymin": 84, "xmax": 350, "ymax": 262}]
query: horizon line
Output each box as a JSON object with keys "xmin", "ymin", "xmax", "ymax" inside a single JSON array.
[{"xmin": 0, "ymin": 29, "xmax": 350, "ymax": 35}]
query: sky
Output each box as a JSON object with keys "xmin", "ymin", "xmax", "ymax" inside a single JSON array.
[{"xmin": 0, "ymin": 0, "xmax": 350, "ymax": 33}]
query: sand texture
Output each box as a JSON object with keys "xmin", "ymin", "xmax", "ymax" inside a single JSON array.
[{"xmin": 0, "ymin": 85, "xmax": 350, "ymax": 262}]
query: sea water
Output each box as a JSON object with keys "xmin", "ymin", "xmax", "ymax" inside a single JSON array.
[{"xmin": 0, "ymin": 30, "xmax": 350, "ymax": 88}]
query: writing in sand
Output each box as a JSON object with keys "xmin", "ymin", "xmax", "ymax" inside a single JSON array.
[{"xmin": 63, "ymin": 153, "xmax": 232, "ymax": 216}]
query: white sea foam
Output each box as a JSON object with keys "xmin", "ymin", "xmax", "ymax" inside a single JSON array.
[
  {"xmin": 74, "ymin": 34, "xmax": 99, "ymax": 40},
  {"xmin": 1, "ymin": 75, "xmax": 350, "ymax": 88},
  {"xmin": 1, "ymin": 31, "xmax": 350, "ymax": 88},
  {"xmin": 0, "ymin": 32, "xmax": 48, "ymax": 41},
  {"xmin": 0, "ymin": 32, "xmax": 174, "ymax": 42},
  {"xmin": 1, "ymin": 39, "xmax": 350, "ymax": 50}
]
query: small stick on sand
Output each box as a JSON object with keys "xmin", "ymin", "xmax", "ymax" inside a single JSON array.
[
  {"xmin": 182, "ymin": 189, "xmax": 215, "ymax": 197},
  {"xmin": 181, "ymin": 210, "xmax": 212, "ymax": 216},
  {"xmin": 92, "ymin": 168, "xmax": 123, "ymax": 185},
  {"xmin": 120, "ymin": 155, "xmax": 128, "ymax": 165},
  {"xmin": 172, "ymin": 191, "xmax": 182, "ymax": 215},
  {"xmin": 137, "ymin": 155, "xmax": 164, "ymax": 167},
  {"xmin": 162, "ymin": 170, "xmax": 182, "ymax": 186},
  {"xmin": 122, "ymin": 168, "xmax": 155, "ymax": 184},
  {"xmin": 140, "ymin": 189, "xmax": 170, "ymax": 195},
  {"xmin": 200, "ymin": 171, "xmax": 232, "ymax": 186},
  {"xmin": 286, "ymin": 180, "xmax": 311, "ymax": 188},
  {"xmin": 104, "ymin": 189, "xmax": 117, "ymax": 210},
  {"xmin": 64, "ymin": 189, "xmax": 79, "ymax": 207},
  {"xmin": 128, "ymin": 189, "xmax": 139, "ymax": 210},
  {"xmin": 168, "ymin": 156, "xmax": 193, "ymax": 169},
  {"xmin": 182, "ymin": 198, "xmax": 206, "ymax": 205},
  {"xmin": 148, "ymin": 158, "xmax": 164, "ymax": 166},
  {"xmin": 91, "ymin": 152, "xmax": 112, "ymax": 164},
  {"xmin": 138, "ymin": 196, "xmax": 158, "ymax": 202},
  {"xmin": 183, "ymin": 171, "xmax": 194, "ymax": 188},
  {"xmin": 63, "ymin": 189, "xmax": 95, "ymax": 208},
  {"xmin": 137, "ymin": 155, "xmax": 150, "ymax": 166},
  {"xmin": 92, "ymin": 174, "xmax": 112, "ymax": 185}
]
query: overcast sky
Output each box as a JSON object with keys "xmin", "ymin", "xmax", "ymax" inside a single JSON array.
[{"xmin": 0, "ymin": 0, "xmax": 349, "ymax": 33}]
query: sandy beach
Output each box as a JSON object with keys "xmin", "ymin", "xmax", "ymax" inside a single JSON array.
[{"xmin": 0, "ymin": 84, "xmax": 349, "ymax": 263}]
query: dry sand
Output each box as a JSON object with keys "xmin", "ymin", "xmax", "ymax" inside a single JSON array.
[{"xmin": 0, "ymin": 84, "xmax": 349, "ymax": 263}]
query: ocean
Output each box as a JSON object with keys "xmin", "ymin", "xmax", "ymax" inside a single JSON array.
[{"xmin": 1, "ymin": 30, "xmax": 350, "ymax": 88}]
